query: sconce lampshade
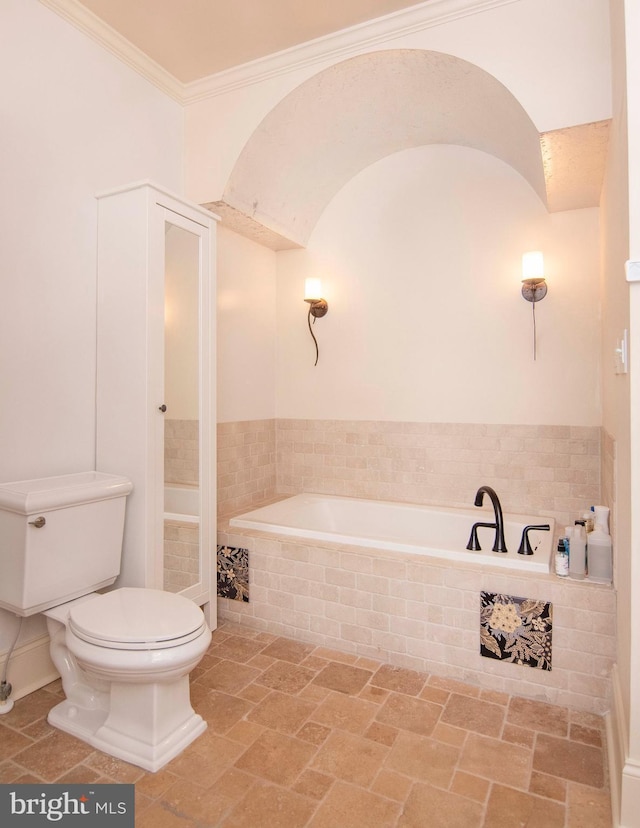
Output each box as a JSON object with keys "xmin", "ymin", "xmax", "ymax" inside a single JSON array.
[
  {"xmin": 304, "ymin": 278, "xmax": 323, "ymax": 302},
  {"xmin": 522, "ymin": 251, "xmax": 544, "ymax": 281}
]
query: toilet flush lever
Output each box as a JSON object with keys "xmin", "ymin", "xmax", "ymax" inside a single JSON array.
[{"xmin": 28, "ymin": 516, "xmax": 46, "ymax": 528}]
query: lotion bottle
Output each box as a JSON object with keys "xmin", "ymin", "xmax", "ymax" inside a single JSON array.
[{"xmin": 587, "ymin": 506, "xmax": 613, "ymax": 584}]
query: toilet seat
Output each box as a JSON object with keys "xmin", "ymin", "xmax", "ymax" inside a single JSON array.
[{"xmin": 69, "ymin": 587, "xmax": 206, "ymax": 650}]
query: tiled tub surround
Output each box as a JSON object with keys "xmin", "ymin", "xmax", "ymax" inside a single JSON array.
[
  {"xmin": 275, "ymin": 420, "xmax": 602, "ymax": 534},
  {"xmin": 217, "ymin": 521, "xmax": 616, "ymax": 716},
  {"xmin": 216, "ymin": 420, "xmax": 604, "ymax": 535},
  {"xmin": 218, "ymin": 420, "xmax": 277, "ymax": 519}
]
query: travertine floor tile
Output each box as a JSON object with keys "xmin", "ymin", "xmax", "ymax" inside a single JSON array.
[
  {"xmin": 235, "ymin": 730, "xmax": 317, "ymax": 786},
  {"xmin": 507, "ymin": 696, "xmax": 569, "ymax": 737},
  {"xmin": 567, "ymin": 781, "xmax": 613, "ymax": 827},
  {"xmin": 312, "ymin": 662, "xmax": 372, "ymax": 694},
  {"xmin": 247, "ymin": 690, "xmax": 316, "ymax": 734},
  {"xmin": 311, "ymin": 730, "xmax": 388, "ymax": 787},
  {"xmin": 370, "ymin": 664, "xmax": 427, "ymax": 696},
  {"xmin": 484, "ymin": 783, "xmax": 565, "ymax": 827},
  {"xmin": 533, "ymin": 732, "xmax": 605, "ymax": 787},
  {"xmin": 385, "ymin": 730, "xmax": 459, "ymax": 788},
  {"xmin": 459, "ymin": 732, "xmax": 532, "ymax": 789},
  {"xmin": 1, "ymin": 620, "xmax": 612, "ymax": 827},
  {"xmin": 222, "ymin": 780, "xmax": 317, "ymax": 828},
  {"xmin": 309, "ymin": 781, "xmax": 401, "ymax": 828},
  {"xmin": 375, "ymin": 691, "xmax": 441, "ymax": 737},
  {"xmin": 260, "ymin": 637, "xmax": 316, "ymax": 663},
  {"xmin": 255, "ymin": 661, "xmax": 316, "ymax": 694},
  {"xmin": 398, "ymin": 781, "xmax": 484, "ymax": 828},
  {"xmin": 441, "ymin": 692, "xmax": 505, "ymax": 737},
  {"xmin": 310, "ymin": 691, "xmax": 377, "ymax": 735}
]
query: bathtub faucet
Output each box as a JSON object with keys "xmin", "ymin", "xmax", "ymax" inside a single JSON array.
[{"xmin": 470, "ymin": 486, "xmax": 507, "ymax": 553}]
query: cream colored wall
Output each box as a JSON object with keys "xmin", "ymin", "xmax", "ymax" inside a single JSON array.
[
  {"xmin": 217, "ymin": 226, "xmax": 278, "ymax": 422},
  {"xmin": 0, "ymin": 0, "xmax": 183, "ymax": 668},
  {"xmin": 602, "ymin": 0, "xmax": 631, "ymax": 760},
  {"xmin": 276, "ymin": 145, "xmax": 600, "ymax": 425},
  {"xmin": 621, "ymin": 0, "xmax": 640, "ymax": 822},
  {"xmin": 185, "ymin": 0, "xmax": 611, "ymax": 204}
]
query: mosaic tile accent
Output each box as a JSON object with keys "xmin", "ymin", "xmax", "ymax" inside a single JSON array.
[
  {"xmin": 480, "ymin": 592, "xmax": 552, "ymax": 671},
  {"xmin": 217, "ymin": 545, "xmax": 249, "ymax": 602}
]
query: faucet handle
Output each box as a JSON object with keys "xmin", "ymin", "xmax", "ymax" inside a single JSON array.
[
  {"xmin": 466, "ymin": 522, "xmax": 497, "ymax": 551},
  {"xmin": 517, "ymin": 524, "xmax": 551, "ymax": 555}
]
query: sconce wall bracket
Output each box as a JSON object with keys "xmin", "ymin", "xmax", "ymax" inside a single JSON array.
[
  {"xmin": 521, "ymin": 278, "xmax": 547, "ymax": 303},
  {"xmin": 304, "ymin": 297, "xmax": 328, "ymax": 366},
  {"xmin": 306, "ymin": 298, "xmax": 328, "ymax": 318}
]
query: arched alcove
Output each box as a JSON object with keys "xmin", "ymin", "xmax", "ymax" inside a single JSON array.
[{"xmin": 212, "ymin": 49, "xmax": 548, "ymax": 249}]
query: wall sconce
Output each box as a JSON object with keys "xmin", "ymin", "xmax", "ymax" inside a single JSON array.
[
  {"xmin": 304, "ymin": 278, "xmax": 329, "ymax": 366},
  {"xmin": 521, "ymin": 251, "xmax": 547, "ymax": 360}
]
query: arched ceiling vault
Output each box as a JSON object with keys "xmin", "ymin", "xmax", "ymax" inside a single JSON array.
[{"xmin": 204, "ymin": 50, "xmax": 609, "ymax": 250}]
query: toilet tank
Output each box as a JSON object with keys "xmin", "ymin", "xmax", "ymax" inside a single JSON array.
[{"xmin": 0, "ymin": 472, "xmax": 133, "ymax": 616}]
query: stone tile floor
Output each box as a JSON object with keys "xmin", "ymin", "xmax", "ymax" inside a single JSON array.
[{"xmin": 0, "ymin": 622, "xmax": 612, "ymax": 826}]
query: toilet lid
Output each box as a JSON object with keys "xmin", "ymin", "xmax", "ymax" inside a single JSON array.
[{"xmin": 68, "ymin": 588, "xmax": 206, "ymax": 650}]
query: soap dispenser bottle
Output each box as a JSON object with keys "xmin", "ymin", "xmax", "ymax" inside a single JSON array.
[{"xmin": 587, "ymin": 506, "xmax": 613, "ymax": 583}]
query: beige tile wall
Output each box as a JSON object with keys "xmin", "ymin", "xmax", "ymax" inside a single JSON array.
[
  {"xmin": 217, "ymin": 419, "xmax": 277, "ymax": 518},
  {"xmin": 165, "ymin": 419, "xmax": 199, "ymax": 486},
  {"xmin": 217, "ymin": 524, "xmax": 616, "ymax": 715},
  {"xmin": 215, "ymin": 419, "xmax": 604, "ymax": 529},
  {"xmin": 276, "ymin": 420, "xmax": 602, "ymax": 530},
  {"xmin": 164, "ymin": 519, "xmax": 199, "ymax": 592}
]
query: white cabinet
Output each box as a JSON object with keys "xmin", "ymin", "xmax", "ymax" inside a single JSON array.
[{"xmin": 96, "ymin": 182, "xmax": 217, "ymax": 628}]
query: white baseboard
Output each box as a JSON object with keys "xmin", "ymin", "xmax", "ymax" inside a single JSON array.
[
  {"xmin": 608, "ymin": 664, "xmax": 640, "ymax": 828},
  {"xmin": 1, "ymin": 635, "xmax": 58, "ymax": 702}
]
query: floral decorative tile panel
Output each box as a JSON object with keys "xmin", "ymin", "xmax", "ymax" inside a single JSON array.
[
  {"xmin": 480, "ymin": 591, "xmax": 552, "ymax": 671},
  {"xmin": 217, "ymin": 545, "xmax": 249, "ymax": 602}
]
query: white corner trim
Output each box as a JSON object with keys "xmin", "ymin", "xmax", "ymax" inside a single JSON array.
[
  {"xmin": 607, "ymin": 664, "xmax": 627, "ymax": 827},
  {"xmin": 38, "ymin": 0, "xmax": 185, "ymax": 103},
  {"xmin": 40, "ymin": 0, "xmax": 522, "ymax": 105}
]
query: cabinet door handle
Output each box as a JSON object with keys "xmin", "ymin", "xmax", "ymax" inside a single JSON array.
[
  {"xmin": 29, "ymin": 516, "xmax": 46, "ymax": 528},
  {"xmin": 158, "ymin": 404, "xmax": 167, "ymax": 413}
]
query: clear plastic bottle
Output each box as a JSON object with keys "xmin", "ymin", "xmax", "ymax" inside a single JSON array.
[
  {"xmin": 587, "ymin": 506, "xmax": 612, "ymax": 584},
  {"xmin": 569, "ymin": 522, "xmax": 586, "ymax": 579}
]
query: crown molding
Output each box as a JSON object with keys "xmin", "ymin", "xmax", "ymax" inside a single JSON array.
[
  {"xmin": 41, "ymin": 0, "xmax": 521, "ymax": 106},
  {"xmin": 183, "ymin": 0, "xmax": 522, "ymax": 103},
  {"xmin": 39, "ymin": 0, "xmax": 185, "ymax": 103}
]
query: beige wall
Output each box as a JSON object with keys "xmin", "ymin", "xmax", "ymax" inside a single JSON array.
[
  {"xmin": 217, "ymin": 227, "xmax": 277, "ymax": 423},
  {"xmin": 0, "ymin": 1, "xmax": 184, "ymax": 659},
  {"xmin": 276, "ymin": 145, "xmax": 601, "ymax": 425}
]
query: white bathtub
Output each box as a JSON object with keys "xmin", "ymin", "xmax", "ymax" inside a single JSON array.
[
  {"xmin": 230, "ymin": 494, "xmax": 555, "ymax": 573},
  {"xmin": 164, "ymin": 486, "xmax": 199, "ymax": 525}
]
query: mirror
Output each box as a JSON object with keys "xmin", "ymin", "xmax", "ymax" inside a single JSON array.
[{"xmin": 163, "ymin": 222, "xmax": 201, "ymax": 592}]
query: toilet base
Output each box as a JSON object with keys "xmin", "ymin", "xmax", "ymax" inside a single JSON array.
[{"xmin": 48, "ymin": 686, "xmax": 207, "ymax": 773}]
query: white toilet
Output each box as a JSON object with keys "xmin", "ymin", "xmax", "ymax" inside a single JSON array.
[{"xmin": 0, "ymin": 471, "xmax": 212, "ymax": 772}]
